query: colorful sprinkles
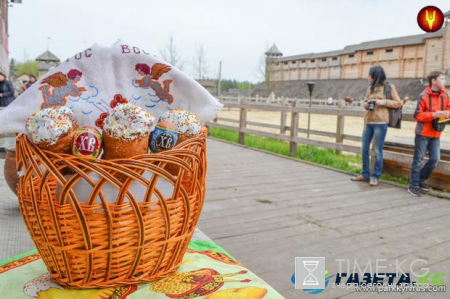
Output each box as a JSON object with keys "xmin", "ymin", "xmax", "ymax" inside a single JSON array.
[
  {"xmin": 159, "ymin": 110, "xmax": 201, "ymax": 136},
  {"xmin": 25, "ymin": 106, "xmax": 75, "ymax": 145},
  {"xmin": 103, "ymin": 103, "xmax": 156, "ymax": 140}
]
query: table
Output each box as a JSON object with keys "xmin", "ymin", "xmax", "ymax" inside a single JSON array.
[{"xmin": 0, "ymin": 234, "xmax": 284, "ymax": 298}]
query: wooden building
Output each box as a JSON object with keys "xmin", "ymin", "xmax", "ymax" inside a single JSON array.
[
  {"xmin": 197, "ymin": 79, "xmax": 217, "ymax": 95},
  {"xmin": 0, "ymin": 0, "xmax": 23, "ymax": 76},
  {"xmin": 36, "ymin": 50, "xmax": 60, "ymax": 78},
  {"xmin": 0, "ymin": 0, "xmax": 10, "ymax": 76},
  {"xmin": 269, "ymin": 10, "xmax": 450, "ymax": 89}
]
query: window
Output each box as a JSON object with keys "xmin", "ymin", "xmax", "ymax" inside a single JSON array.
[
  {"xmin": 301, "ymin": 60, "xmax": 306, "ymax": 63},
  {"xmin": 367, "ymin": 51, "xmax": 374, "ymax": 55},
  {"xmin": 310, "ymin": 59, "xmax": 315, "ymax": 63},
  {"xmin": 284, "ymin": 62, "xmax": 288, "ymax": 65},
  {"xmin": 386, "ymin": 49, "xmax": 393, "ymax": 53},
  {"xmin": 349, "ymin": 54, "xmax": 355, "ymax": 58},
  {"xmin": 322, "ymin": 58, "xmax": 327, "ymax": 62},
  {"xmin": 332, "ymin": 57, "xmax": 338, "ymax": 61},
  {"xmin": 276, "ymin": 63, "xmax": 279, "ymax": 66},
  {"xmin": 292, "ymin": 61, "xmax": 296, "ymax": 64}
]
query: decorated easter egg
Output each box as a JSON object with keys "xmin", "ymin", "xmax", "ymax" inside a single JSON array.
[
  {"xmin": 150, "ymin": 121, "xmax": 178, "ymax": 152},
  {"xmin": 72, "ymin": 126, "xmax": 103, "ymax": 158}
]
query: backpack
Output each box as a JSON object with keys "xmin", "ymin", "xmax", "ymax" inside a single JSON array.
[
  {"xmin": 428, "ymin": 94, "xmax": 446, "ymax": 132},
  {"xmin": 384, "ymin": 83, "xmax": 402, "ymax": 128}
]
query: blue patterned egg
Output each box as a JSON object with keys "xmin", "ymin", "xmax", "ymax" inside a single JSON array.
[{"xmin": 150, "ymin": 121, "xmax": 178, "ymax": 152}]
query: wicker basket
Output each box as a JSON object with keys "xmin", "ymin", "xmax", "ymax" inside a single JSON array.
[
  {"xmin": 4, "ymin": 146, "xmax": 17, "ymax": 195},
  {"xmin": 15, "ymin": 133, "xmax": 207, "ymax": 288}
]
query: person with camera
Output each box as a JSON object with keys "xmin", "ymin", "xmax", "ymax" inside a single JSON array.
[
  {"xmin": 351, "ymin": 66, "xmax": 402, "ymax": 186},
  {"xmin": 408, "ymin": 71, "xmax": 450, "ymax": 196}
]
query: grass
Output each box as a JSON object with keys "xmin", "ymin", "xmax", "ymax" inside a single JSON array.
[{"xmin": 208, "ymin": 126, "xmax": 410, "ymax": 186}]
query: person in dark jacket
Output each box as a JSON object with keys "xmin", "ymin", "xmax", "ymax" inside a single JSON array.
[
  {"xmin": 408, "ymin": 71, "xmax": 450, "ymax": 196},
  {"xmin": 0, "ymin": 72, "xmax": 16, "ymax": 107},
  {"xmin": 25, "ymin": 74, "xmax": 37, "ymax": 90}
]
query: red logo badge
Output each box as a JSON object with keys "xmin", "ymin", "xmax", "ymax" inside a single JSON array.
[
  {"xmin": 72, "ymin": 127, "xmax": 103, "ymax": 158},
  {"xmin": 75, "ymin": 132, "xmax": 100, "ymax": 156},
  {"xmin": 417, "ymin": 6, "xmax": 444, "ymax": 33}
]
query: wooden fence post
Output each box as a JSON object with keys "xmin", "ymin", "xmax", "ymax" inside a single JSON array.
[
  {"xmin": 289, "ymin": 100, "xmax": 299, "ymax": 156},
  {"xmin": 280, "ymin": 98, "xmax": 287, "ymax": 134},
  {"xmin": 238, "ymin": 98, "xmax": 247, "ymax": 145},
  {"xmin": 336, "ymin": 99, "xmax": 345, "ymax": 154}
]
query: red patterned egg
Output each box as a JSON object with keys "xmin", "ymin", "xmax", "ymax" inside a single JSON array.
[{"xmin": 72, "ymin": 126, "xmax": 103, "ymax": 158}]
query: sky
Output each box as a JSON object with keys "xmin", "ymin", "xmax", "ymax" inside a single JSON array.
[{"xmin": 8, "ymin": 0, "xmax": 450, "ymax": 83}]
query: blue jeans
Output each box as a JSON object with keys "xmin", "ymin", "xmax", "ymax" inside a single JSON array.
[
  {"xmin": 409, "ymin": 135, "xmax": 440, "ymax": 188},
  {"xmin": 361, "ymin": 124, "xmax": 388, "ymax": 179}
]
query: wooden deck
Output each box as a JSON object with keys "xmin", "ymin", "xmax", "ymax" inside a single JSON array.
[
  {"xmin": 2, "ymin": 139, "xmax": 450, "ymax": 298},
  {"xmin": 198, "ymin": 138, "xmax": 450, "ymax": 299}
]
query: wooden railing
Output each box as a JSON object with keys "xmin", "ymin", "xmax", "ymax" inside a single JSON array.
[
  {"xmin": 207, "ymin": 98, "xmax": 450, "ymax": 190},
  {"xmin": 217, "ymin": 95, "xmax": 419, "ymax": 109}
]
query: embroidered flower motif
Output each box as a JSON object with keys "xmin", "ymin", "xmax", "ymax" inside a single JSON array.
[
  {"xmin": 95, "ymin": 112, "xmax": 108, "ymax": 129},
  {"xmin": 110, "ymin": 94, "xmax": 128, "ymax": 108}
]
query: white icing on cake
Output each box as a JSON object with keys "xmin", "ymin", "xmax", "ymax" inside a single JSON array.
[
  {"xmin": 25, "ymin": 106, "xmax": 75, "ymax": 145},
  {"xmin": 159, "ymin": 110, "xmax": 201, "ymax": 136},
  {"xmin": 103, "ymin": 103, "xmax": 156, "ymax": 140}
]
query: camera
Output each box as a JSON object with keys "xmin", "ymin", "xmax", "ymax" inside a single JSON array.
[{"xmin": 368, "ymin": 100, "xmax": 375, "ymax": 111}]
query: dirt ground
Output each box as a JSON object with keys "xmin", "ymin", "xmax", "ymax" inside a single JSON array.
[{"xmin": 216, "ymin": 108, "xmax": 450, "ymax": 150}]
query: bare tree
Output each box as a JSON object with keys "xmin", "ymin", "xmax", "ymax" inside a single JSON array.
[
  {"xmin": 255, "ymin": 53, "xmax": 267, "ymax": 82},
  {"xmin": 160, "ymin": 35, "xmax": 184, "ymax": 70},
  {"xmin": 255, "ymin": 48, "xmax": 276, "ymax": 94},
  {"xmin": 192, "ymin": 44, "xmax": 208, "ymax": 80}
]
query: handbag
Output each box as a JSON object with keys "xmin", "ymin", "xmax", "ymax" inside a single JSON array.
[
  {"xmin": 429, "ymin": 94, "xmax": 446, "ymax": 132},
  {"xmin": 385, "ymin": 83, "xmax": 402, "ymax": 128}
]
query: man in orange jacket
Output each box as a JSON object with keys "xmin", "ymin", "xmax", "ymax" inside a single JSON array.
[{"xmin": 408, "ymin": 71, "xmax": 450, "ymax": 196}]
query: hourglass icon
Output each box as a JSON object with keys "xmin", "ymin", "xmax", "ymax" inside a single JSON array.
[{"xmin": 302, "ymin": 261, "xmax": 319, "ymax": 285}]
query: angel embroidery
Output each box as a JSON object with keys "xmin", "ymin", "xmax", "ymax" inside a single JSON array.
[
  {"xmin": 135, "ymin": 63, "xmax": 174, "ymax": 104},
  {"xmin": 39, "ymin": 69, "xmax": 86, "ymax": 109}
]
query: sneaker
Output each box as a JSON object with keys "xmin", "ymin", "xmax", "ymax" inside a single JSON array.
[
  {"xmin": 419, "ymin": 182, "xmax": 431, "ymax": 192},
  {"xmin": 369, "ymin": 177, "xmax": 378, "ymax": 186},
  {"xmin": 408, "ymin": 187, "xmax": 422, "ymax": 197},
  {"xmin": 351, "ymin": 175, "xmax": 369, "ymax": 182}
]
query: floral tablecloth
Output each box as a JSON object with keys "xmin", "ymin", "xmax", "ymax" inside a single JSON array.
[{"xmin": 0, "ymin": 240, "xmax": 284, "ymax": 299}]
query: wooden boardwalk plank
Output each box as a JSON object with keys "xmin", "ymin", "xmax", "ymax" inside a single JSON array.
[
  {"xmin": 213, "ymin": 201, "xmax": 450, "ymax": 255},
  {"xmin": 201, "ymin": 187, "xmax": 406, "ymax": 224},
  {"xmin": 198, "ymin": 139, "xmax": 450, "ymax": 298}
]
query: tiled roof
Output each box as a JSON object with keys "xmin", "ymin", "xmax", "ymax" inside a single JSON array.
[
  {"xmin": 36, "ymin": 50, "xmax": 60, "ymax": 62},
  {"xmin": 265, "ymin": 44, "xmax": 283, "ymax": 56},
  {"xmin": 275, "ymin": 29, "xmax": 444, "ymax": 61}
]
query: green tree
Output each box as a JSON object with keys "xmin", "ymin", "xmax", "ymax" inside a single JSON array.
[
  {"xmin": 16, "ymin": 61, "xmax": 38, "ymax": 77},
  {"xmin": 9, "ymin": 58, "xmax": 17, "ymax": 77},
  {"xmin": 218, "ymin": 79, "xmax": 254, "ymax": 92},
  {"xmin": 237, "ymin": 81, "xmax": 254, "ymax": 90}
]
